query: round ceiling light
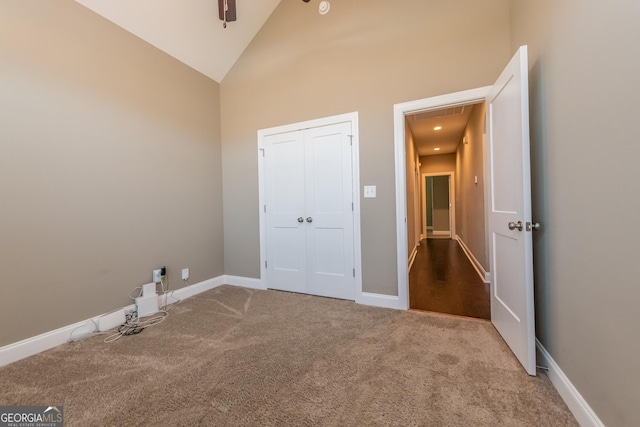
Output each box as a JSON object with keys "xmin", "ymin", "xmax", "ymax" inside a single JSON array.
[{"xmin": 319, "ymin": 1, "xmax": 331, "ymax": 15}]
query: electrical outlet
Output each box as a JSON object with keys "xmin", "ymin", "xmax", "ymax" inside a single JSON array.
[
  {"xmin": 152, "ymin": 269, "xmax": 162, "ymax": 283},
  {"xmin": 182, "ymin": 268, "xmax": 189, "ymax": 281}
]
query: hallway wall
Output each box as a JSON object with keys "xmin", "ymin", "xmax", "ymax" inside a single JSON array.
[
  {"xmin": 405, "ymin": 121, "xmax": 420, "ymax": 255},
  {"xmin": 455, "ymin": 104, "xmax": 487, "ymax": 270}
]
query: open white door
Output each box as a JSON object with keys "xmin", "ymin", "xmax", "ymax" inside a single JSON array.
[{"xmin": 486, "ymin": 46, "xmax": 537, "ymax": 375}]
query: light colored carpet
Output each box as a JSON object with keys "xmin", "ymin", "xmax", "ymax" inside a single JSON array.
[{"xmin": 0, "ymin": 285, "xmax": 577, "ymax": 426}]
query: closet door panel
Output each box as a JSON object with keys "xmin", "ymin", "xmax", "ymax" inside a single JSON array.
[
  {"xmin": 305, "ymin": 122, "xmax": 355, "ymax": 300},
  {"xmin": 264, "ymin": 131, "xmax": 306, "ymax": 294}
]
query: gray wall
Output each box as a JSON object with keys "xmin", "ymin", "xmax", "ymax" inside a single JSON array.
[
  {"xmin": 221, "ymin": 0, "xmax": 511, "ymax": 295},
  {"xmin": 0, "ymin": 1, "xmax": 224, "ymax": 346},
  {"xmin": 455, "ymin": 104, "xmax": 487, "ymax": 269},
  {"xmin": 510, "ymin": 0, "xmax": 640, "ymax": 424}
]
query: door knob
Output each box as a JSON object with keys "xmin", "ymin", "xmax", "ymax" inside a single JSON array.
[
  {"xmin": 508, "ymin": 221, "xmax": 523, "ymax": 231},
  {"xmin": 306, "ymin": 217, "xmax": 313, "ymax": 223},
  {"xmin": 297, "ymin": 217, "xmax": 304, "ymax": 223},
  {"xmin": 526, "ymin": 222, "xmax": 541, "ymax": 231}
]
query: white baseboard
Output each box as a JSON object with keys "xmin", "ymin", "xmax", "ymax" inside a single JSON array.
[
  {"xmin": 536, "ymin": 339, "xmax": 604, "ymax": 427},
  {"xmin": 408, "ymin": 245, "xmax": 418, "ymax": 272},
  {"xmin": 455, "ymin": 235, "xmax": 490, "ymax": 283},
  {"xmin": 356, "ymin": 292, "xmax": 404, "ymax": 310},
  {"xmin": 235, "ymin": 274, "xmax": 402, "ymax": 310},
  {"xmin": 0, "ymin": 276, "xmax": 228, "ymax": 368},
  {"xmin": 223, "ymin": 275, "xmax": 266, "ymax": 290},
  {"xmin": 169, "ymin": 276, "xmax": 224, "ymax": 301}
]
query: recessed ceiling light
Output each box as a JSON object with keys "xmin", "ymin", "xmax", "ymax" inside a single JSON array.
[
  {"xmin": 434, "ymin": 126, "xmax": 442, "ymax": 131},
  {"xmin": 434, "ymin": 148, "xmax": 441, "ymax": 151}
]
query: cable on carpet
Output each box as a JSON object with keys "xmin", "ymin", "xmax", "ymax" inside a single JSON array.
[{"xmin": 104, "ymin": 309, "xmax": 168, "ymax": 343}]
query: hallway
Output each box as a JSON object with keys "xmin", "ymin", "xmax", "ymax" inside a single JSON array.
[{"xmin": 409, "ymin": 239, "xmax": 490, "ymax": 319}]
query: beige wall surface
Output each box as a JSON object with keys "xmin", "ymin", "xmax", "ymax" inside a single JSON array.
[
  {"xmin": 510, "ymin": 0, "xmax": 640, "ymax": 424},
  {"xmin": 420, "ymin": 153, "xmax": 456, "ymax": 175},
  {"xmin": 0, "ymin": 1, "xmax": 224, "ymax": 346},
  {"xmin": 220, "ymin": 0, "xmax": 511, "ymax": 296},
  {"xmin": 455, "ymin": 104, "xmax": 487, "ymax": 269}
]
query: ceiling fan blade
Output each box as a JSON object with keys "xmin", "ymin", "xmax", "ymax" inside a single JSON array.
[{"xmin": 218, "ymin": 0, "xmax": 237, "ymax": 22}]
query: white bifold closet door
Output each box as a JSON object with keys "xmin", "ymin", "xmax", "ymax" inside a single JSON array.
[{"xmin": 264, "ymin": 122, "xmax": 355, "ymax": 301}]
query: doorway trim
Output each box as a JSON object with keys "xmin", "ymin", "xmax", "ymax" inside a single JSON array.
[
  {"xmin": 257, "ymin": 111, "xmax": 362, "ymax": 300},
  {"xmin": 422, "ymin": 172, "xmax": 455, "ymax": 239},
  {"xmin": 394, "ymin": 87, "xmax": 490, "ymax": 310}
]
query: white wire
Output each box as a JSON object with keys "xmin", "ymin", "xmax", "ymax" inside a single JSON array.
[
  {"xmin": 103, "ymin": 310, "xmax": 168, "ymax": 343},
  {"xmin": 68, "ymin": 319, "xmax": 98, "ymax": 342},
  {"xmin": 101, "ymin": 279, "xmax": 187, "ymax": 343},
  {"xmin": 129, "ymin": 286, "xmax": 143, "ymax": 300}
]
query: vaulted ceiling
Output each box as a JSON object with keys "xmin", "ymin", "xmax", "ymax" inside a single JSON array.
[{"xmin": 74, "ymin": 0, "xmax": 282, "ymax": 82}]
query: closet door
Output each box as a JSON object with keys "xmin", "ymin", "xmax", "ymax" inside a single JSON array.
[
  {"xmin": 264, "ymin": 122, "xmax": 355, "ymax": 300},
  {"xmin": 264, "ymin": 130, "xmax": 306, "ymax": 294},
  {"xmin": 304, "ymin": 122, "xmax": 355, "ymax": 300}
]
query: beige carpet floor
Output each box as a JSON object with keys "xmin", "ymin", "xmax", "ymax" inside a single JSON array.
[{"xmin": 0, "ymin": 285, "xmax": 577, "ymax": 426}]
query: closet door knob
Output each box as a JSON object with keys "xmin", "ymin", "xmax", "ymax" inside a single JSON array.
[
  {"xmin": 297, "ymin": 217, "xmax": 304, "ymax": 223},
  {"xmin": 508, "ymin": 221, "xmax": 523, "ymax": 231},
  {"xmin": 306, "ymin": 217, "xmax": 313, "ymax": 223}
]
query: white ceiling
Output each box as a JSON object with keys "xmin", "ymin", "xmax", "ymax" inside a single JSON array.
[
  {"xmin": 74, "ymin": 0, "xmax": 282, "ymax": 82},
  {"xmin": 407, "ymin": 104, "xmax": 479, "ymax": 157}
]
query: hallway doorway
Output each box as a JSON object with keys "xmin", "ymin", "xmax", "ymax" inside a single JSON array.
[
  {"xmin": 404, "ymin": 99, "xmax": 489, "ymax": 320},
  {"xmin": 423, "ymin": 172, "xmax": 454, "ymax": 240}
]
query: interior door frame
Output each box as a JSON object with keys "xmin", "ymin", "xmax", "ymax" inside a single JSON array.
[
  {"xmin": 394, "ymin": 87, "xmax": 491, "ymax": 310},
  {"xmin": 422, "ymin": 172, "xmax": 455, "ymax": 239},
  {"xmin": 257, "ymin": 112, "xmax": 362, "ymax": 299}
]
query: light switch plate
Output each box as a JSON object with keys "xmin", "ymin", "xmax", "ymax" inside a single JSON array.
[{"xmin": 364, "ymin": 185, "xmax": 376, "ymax": 198}]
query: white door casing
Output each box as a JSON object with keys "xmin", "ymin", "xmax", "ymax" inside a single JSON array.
[
  {"xmin": 259, "ymin": 114, "xmax": 360, "ymax": 301},
  {"xmin": 394, "ymin": 46, "xmax": 536, "ymax": 375},
  {"xmin": 486, "ymin": 45, "xmax": 536, "ymax": 375},
  {"xmin": 394, "ymin": 87, "xmax": 490, "ymax": 310}
]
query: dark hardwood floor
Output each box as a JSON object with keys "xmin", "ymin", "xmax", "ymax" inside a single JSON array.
[{"xmin": 409, "ymin": 238, "xmax": 490, "ymax": 320}]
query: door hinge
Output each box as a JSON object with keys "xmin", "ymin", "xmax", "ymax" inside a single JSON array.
[
  {"xmin": 348, "ymin": 134, "xmax": 353, "ymax": 146},
  {"xmin": 352, "ymin": 202, "xmax": 354, "ymax": 211},
  {"xmin": 265, "ymin": 260, "xmax": 268, "ymax": 269},
  {"xmin": 353, "ymin": 268, "xmax": 355, "ymax": 277},
  {"xmin": 264, "ymin": 204, "xmax": 266, "ymax": 213}
]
